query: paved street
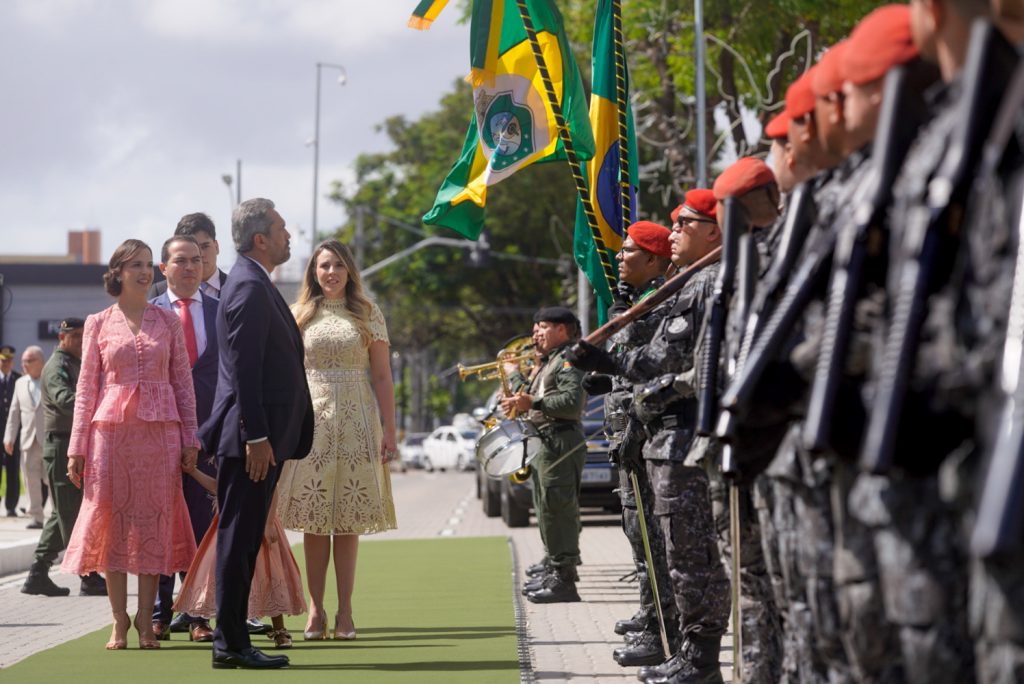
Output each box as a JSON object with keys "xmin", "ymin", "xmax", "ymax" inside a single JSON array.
[{"xmin": 0, "ymin": 468, "xmax": 733, "ymax": 681}]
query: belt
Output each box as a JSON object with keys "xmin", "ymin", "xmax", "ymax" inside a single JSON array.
[
  {"xmin": 538, "ymin": 421, "xmax": 580, "ymax": 436},
  {"xmin": 306, "ymin": 368, "xmax": 366, "ymax": 382}
]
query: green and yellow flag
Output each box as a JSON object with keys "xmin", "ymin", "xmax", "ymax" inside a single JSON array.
[
  {"xmin": 408, "ymin": 0, "xmax": 450, "ymax": 30},
  {"xmin": 574, "ymin": 0, "xmax": 638, "ymax": 315},
  {"xmin": 422, "ymin": 0, "xmax": 595, "ymax": 239}
]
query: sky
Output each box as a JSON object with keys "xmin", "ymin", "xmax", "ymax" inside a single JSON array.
[{"xmin": 0, "ymin": 1, "xmax": 469, "ymax": 276}]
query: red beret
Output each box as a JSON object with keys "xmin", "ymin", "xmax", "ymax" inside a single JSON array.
[
  {"xmin": 671, "ymin": 204, "xmax": 684, "ymax": 224},
  {"xmin": 626, "ymin": 221, "xmax": 673, "ymax": 258},
  {"xmin": 713, "ymin": 157, "xmax": 776, "ymax": 200},
  {"xmin": 843, "ymin": 5, "xmax": 918, "ymax": 86},
  {"xmin": 812, "ymin": 40, "xmax": 849, "ymax": 96},
  {"xmin": 765, "ymin": 110, "xmax": 790, "ymax": 140},
  {"xmin": 785, "ymin": 68, "xmax": 817, "ymax": 119},
  {"xmin": 683, "ymin": 189, "xmax": 718, "ymax": 219}
]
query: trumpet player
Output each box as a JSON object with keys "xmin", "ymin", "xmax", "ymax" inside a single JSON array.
[{"xmin": 501, "ymin": 307, "xmax": 586, "ymax": 604}]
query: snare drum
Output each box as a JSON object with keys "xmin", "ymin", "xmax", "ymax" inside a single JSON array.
[{"xmin": 475, "ymin": 418, "xmax": 542, "ymax": 478}]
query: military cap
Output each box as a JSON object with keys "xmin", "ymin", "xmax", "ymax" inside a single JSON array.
[
  {"xmin": 812, "ymin": 40, "xmax": 850, "ymax": 96},
  {"xmin": 534, "ymin": 306, "xmax": 579, "ymax": 327},
  {"xmin": 0, "ymin": 345, "xmax": 13, "ymax": 360},
  {"xmin": 670, "ymin": 204, "xmax": 683, "ymax": 224},
  {"xmin": 626, "ymin": 221, "xmax": 673, "ymax": 258},
  {"xmin": 764, "ymin": 110, "xmax": 790, "ymax": 140},
  {"xmin": 60, "ymin": 317, "xmax": 85, "ymax": 332},
  {"xmin": 683, "ymin": 188, "xmax": 718, "ymax": 219},
  {"xmin": 843, "ymin": 5, "xmax": 918, "ymax": 86},
  {"xmin": 713, "ymin": 157, "xmax": 776, "ymax": 200},
  {"xmin": 785, "ymin": 69, "xmax": 817, "ymax": 119}
]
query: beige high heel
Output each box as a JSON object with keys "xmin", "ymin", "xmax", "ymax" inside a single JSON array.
[
  {"xmin": 303, "ymin": 614, "xmax": 328, "ymax": 641},
  {"xmin": 333, "ymin": 613, "xmax": 356, "ymax": 640}
]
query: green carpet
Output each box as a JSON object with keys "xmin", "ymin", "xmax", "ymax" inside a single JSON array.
[{"xmin": 7, "ymin": 536, "xmax": 519, "ymax": 683}]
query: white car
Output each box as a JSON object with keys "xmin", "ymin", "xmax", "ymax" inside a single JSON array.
[{"xmin": 422, "ymin": 426, "xmax": 479, "ymax": 472}]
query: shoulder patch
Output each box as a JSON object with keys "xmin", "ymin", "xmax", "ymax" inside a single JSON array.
[{"xmin": 563, "ymin": 361, "xmax": 572, "ymax": 369}]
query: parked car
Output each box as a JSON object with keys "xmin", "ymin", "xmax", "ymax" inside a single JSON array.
[
  {"xmin": 397, "ymin": 432, "xmax": 429, "ymax": 470},
  {"xmin": 477, "ymin": 395, "xmax": 618, "ymax": 527},
  {"xmin": 422, "ymin": 425, "xmax": 480, "ymax": 472}
]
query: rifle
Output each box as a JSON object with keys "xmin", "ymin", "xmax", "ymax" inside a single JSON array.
[
  {"xmin": 802, "ymin": 60, "xmax": 939, "ymax": 454},
  {"xmin": 697, "ymin": 197, "xmax": 747, "ymax": 436},
  {"xmin": 860, "ymin": 20, "xmax": 1020, "ymax": 474},
  {"xmin": 734, "ymin": 185, "xmax": 816, "ymax": 374},
  {"xmin": 583, "ymin": 247, "xmax": 723, "ymax": 347},
  {"xmin": 968, "ymin": 62, "xmax": 1024, "ymax": 559}
]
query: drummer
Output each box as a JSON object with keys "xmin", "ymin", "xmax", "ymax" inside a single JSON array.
[{"xmin": 501, "ymin": 306, "xmax": 587, "ymax": 603}]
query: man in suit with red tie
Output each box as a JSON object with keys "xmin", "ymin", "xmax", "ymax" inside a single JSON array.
[
  {"xmin": 149, "ymin": 235, "xmax": 220, "ymax": 642},
  {"xmin": 200, "ymin": 198, "xmax": 313, "ymax": 669}
]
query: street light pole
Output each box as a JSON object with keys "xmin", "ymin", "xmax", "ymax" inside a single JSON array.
[{"xmin": 312, "ymin": 62, "xmax": 347, "ymax": 256}]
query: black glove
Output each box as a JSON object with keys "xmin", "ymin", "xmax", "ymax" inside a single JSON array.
[
  {"xmin": 581, "ymin": 373, "xmax": 613, "ymax": 396},
  {"xmin": 565, "ymin": 341, "xmax": 619, "ymax": 375}
]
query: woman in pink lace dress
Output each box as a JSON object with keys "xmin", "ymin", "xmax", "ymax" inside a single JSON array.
[{"xmin": 63, "ymin": 239, "xmax": 199, "ymax": 651}]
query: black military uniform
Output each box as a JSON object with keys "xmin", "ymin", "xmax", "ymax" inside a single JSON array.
[
  {"xmin": 571, "ymin": 260, "xmax": 730, "ymax": 684},
  {"xmin": 509, "ymin": 307, "xmax": 587, "ymax": 604}
]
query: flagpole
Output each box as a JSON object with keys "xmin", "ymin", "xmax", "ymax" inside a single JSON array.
[
  {"xmin": 514, "ymin": 0, "xmax": 618, "ymax": 299},
  {"xmin": 694, "ymin": 0, "xmax": 708, "ymax": 187},
  {"xmin": 611, "ymin": 0, "xmax": 632, "ymax": 231}
]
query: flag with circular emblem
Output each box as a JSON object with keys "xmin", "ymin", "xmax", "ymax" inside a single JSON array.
[{"xmin": 421, "ymin": 0, "xmax": 595, "ymax": 239}]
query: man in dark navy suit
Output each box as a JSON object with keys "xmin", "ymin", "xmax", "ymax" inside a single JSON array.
[
  {"xmin": 150, "ymin": 213, "xmax": 229, "ymax": 299},
  {"xmin": 149, "ymin": 235, "xmax": 219, "ymax": 642},
  {"xmin": 200, "ymin": 198, "xmax": 313, "ymax": 670}
]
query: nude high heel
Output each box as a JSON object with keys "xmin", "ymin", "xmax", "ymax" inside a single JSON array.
[
  {"xmin": 333, "ymin": 613, "xmax": 356, "ymax": 640},
  {"xmin": 303, "ymin": 614, "xmax": 328, "ymax": 641}
]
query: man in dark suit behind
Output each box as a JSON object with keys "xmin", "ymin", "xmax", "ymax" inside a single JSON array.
[
  {"xmin": 0, "ymin": 345, "xmax": 22, "ymax": 517},
  {"xmin": 150, "ymin": 212, "xmax": 229, "ymax": 299},
  {"xmin": 149, "ymin": 234, "xmax": 219, "ymax": 642},
  {"xmin": 200, "ymin": 198, "xmax": 313, "ymax": 670}
]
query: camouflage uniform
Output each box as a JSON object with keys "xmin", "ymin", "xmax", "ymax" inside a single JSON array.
[
  {"xmin": 854, "ymin": 79, "xmax": 975, "ymax": 684},
  {"xmin": 608, "ymin": 262, "xmax": 731, "ymax": 656},
  {"xmin": 605, "ymin": 277, "xmax": 679, "ymax": 644}
]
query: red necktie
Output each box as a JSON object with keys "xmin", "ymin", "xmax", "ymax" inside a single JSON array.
[{"xmin": 175, "ymin": 299, "xmax": 199, "ymax": 367}]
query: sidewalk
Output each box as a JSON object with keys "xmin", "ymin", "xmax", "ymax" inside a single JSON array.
[{"xmin": 0, "ymin": 471, "xmax": 734, "ymax": 682}]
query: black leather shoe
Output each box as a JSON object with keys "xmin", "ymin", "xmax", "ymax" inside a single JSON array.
[
  {"xmin": 638, "ymin": 654, "xmax": 680, "ymax": 683},
  {"xmin": 613, "ymin": 631, "xmax": 665, "ymax": 667},
  {"xmin": 79, "ymin": 572, "xmax": 107, "ymax": 596},
  {"xmin": 526, "ymin": 578, "xmax": 581, "ymax": 604},
  {"xmin": 168, "ymin": 613, "xmax": 191, "ymax": 633},
  {"xmin": 212, "ymin": 646, "xmax": 289, "ymax": 669},
  {"xmin": 521, "ymin": 575, "xmax": 547, "ymax": 595},
  {"xmin": 246, "ymin": 618, "xmax": 272, "ymax": 634}
]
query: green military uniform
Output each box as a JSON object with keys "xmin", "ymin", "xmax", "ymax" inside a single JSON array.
[
  {"xmin": 33, "ymin": 347, "xmax": 82, "ymax": 567},
  {"xmin": 510, "ymin": 342, "xmax": 587, "ymax": 569}
]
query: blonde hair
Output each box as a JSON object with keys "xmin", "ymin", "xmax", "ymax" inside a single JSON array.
[{"xmin": 293, "ymin": 240, "xmax": 374, "ymax": 344}]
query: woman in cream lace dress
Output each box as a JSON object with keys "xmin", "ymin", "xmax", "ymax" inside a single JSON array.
[{"xmin": 277, "ymin": 239, "xmax": 397, "ymax": 641}]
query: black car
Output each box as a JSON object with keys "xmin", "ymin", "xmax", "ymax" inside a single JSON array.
[{"xmin": 476, "ymin": 395, "xmax": 619, "ymax": 527}]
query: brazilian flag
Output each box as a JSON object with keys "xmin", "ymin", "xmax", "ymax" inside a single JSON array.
[
  {"xmin": 408, "ymin": 0, "xmax": 450, "ymax": 30},
  {"xmin": 574, "ymin": 0, "xmax": 638, "ymax": 317},
  {"xmin": 422, "ymin": 0, "xmax": 595, "ymax": 239}
]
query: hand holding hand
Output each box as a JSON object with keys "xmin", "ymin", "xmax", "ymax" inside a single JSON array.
[
  {"xmin": 180, "ymin": 446, "xmax": 198, "ymax": 473},
  {"xmin": 245, "ymin": 441, "xmax": 277, "ymax": 482},
  {"xmin": 67, "ymin": 455, "xmax": 85, "ymax": 489}
]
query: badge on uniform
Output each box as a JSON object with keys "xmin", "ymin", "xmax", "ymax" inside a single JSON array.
[{"xmin": 563, "ymin": 361, "xmax": 572, "ymax": 369}]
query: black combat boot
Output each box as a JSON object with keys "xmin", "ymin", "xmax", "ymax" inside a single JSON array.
[
  {"xmin": 525, "ymin": 565, "xmax": 581, "ymax": 604},
  {"xmin": 21, "ymin": 561, "xmax": 71, "ymax": 597},
  {"xmin": 79, "ymin": 572, "xmax": 108, "ymax": 596},
  {"xmin": 647, "ymin": 634, "xmax": 723, "ymax": 684},
  {"xmin": 615, "ymin": 605, "xmax": 655, "ymax": 635},
  {"xmin": 613, "ymin": 630, "xmax": 665, "ymax": 667},
  {"xmin": 525, "ymin": 558, "xmax": 549, "ymax": 577}
]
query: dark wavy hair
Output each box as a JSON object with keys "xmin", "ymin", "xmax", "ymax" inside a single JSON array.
[{"xmin": 103, "ymin": 239, "xmax": 151, "ymax": 296}]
